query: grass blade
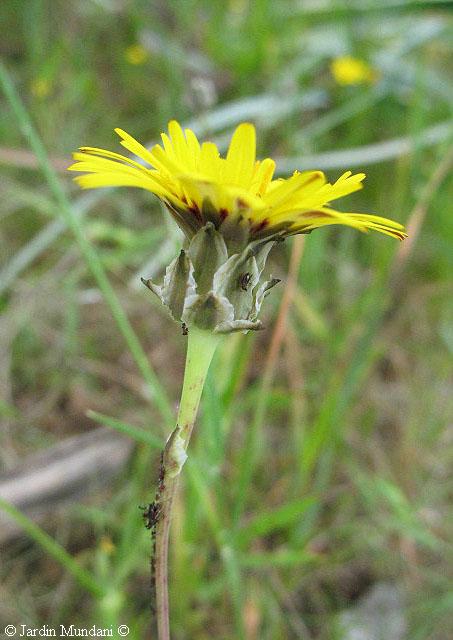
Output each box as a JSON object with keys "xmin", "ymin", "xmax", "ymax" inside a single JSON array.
[
  {"xmin": 0, "ymin": 497, "xmax": 104, "ymax": 597},
  {"xmin": 235, "ymin": 498, "xmax": 316, "ymax": 548},
  {"xmin": 87, "ymin": 410, "xmax": 163, "ymax": 448}
]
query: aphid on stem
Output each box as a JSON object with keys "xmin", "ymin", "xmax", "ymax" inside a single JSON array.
[{"xmin": 140, "ymin": 502, "xmax": 162, "ymax": 530}]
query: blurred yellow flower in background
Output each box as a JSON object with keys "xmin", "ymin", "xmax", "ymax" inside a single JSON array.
[
  {"xmin": 229, "ymin": 0, "xmax": 249, "ymax": 15},
  {"xmin": 125, "ymin": 44, "xmax": 149, "ymax": 66},
  {"xmin": 330, "ymin": 56, "xmax": 376, "ymax": 86},
  {"xmin": 30, "ymin": 77, "xmax": 51, "ymax": 98},
  {"xmin": 99, "ymin": 536, "xmax": 116, "ymax": 555}
]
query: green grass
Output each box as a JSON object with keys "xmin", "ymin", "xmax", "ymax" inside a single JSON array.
[{"xmin": 1, "ymin": 1, "xmax": 452, "ymax": 638}]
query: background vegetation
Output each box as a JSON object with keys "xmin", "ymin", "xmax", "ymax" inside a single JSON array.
[{"xmin": 1, "ymin": 1, "xmax": 452, "ymax": 638}]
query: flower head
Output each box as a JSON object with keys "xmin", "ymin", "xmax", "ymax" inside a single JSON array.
[
  {"xmin": 330, "ymin": 56, "xmax": 376, "ymax": 86},
  {"xmin": 69, "ymin": 122, "xmax": 406, "ymax": 333},
  {"xmin": 124, "ymin": 44, "xmax": 149, "ymax": 66},
  {"xmin": 69, "ymin": 121, "xmax": 405, "ymax": 250},
  {"xmin": 31, "ymin": 77, "xmax": 51, "ymax": 99}
]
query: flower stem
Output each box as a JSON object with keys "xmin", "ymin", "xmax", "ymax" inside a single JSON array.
[{"xmin": 154, "ymin": 328, "xmax": 220, "ymax": 640}]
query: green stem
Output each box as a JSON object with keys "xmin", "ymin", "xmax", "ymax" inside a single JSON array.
[{"xmin": 154, "ymin": 328, "xmax": 220, "ymax": 640}]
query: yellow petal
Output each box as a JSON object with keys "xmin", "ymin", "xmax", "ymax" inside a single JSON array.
[
  {"xmin": 75, "ymin": 147, "xmax": 145, "ymax": 170},
  {"xmin": 168, "ymin": 120, "xmax": 191, "ymax": 166},
  {"xmin": 115, "ymin": 128, "xmax": 157, "ymax": 166},
  {"xmin": 264, "ymin": 171, "xmax": 325, "ymax": 208},
  {"xmin": 224, "ymin": 123, "xmax": 256, "ymax": 188},
  {"xmin": 184, "ymin": 128, "xmax": 201, "ymax": 171},
  {"xmin": 147, "ymin": 144, "xmax": 184, "ymax": 175},
  {"xmin": 318, "ymin": 171, "xmax": 366, "ymax": 202},
  {"xmin": 74, "ymin": 171, "xmax": 167, "ymax": 195},
  {"xmin": 289, "ymin": 207, "xmax": 406, "ymax": 240},
  {"xmin": 251, "ymin": 158, "xmax": 276, "ymax": 196},
  {"xmin": 199, "ymin": 142, "xmax": 222, "ymax": 180},
  {"xmin": 69, "ymin": 154, "xmax": 149, "ymax": 176},
  {"xmin": 160, "ymin": 132, "xmax": 175, "ymax": 158}
]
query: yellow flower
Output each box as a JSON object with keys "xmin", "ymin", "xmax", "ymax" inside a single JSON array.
[
  {"xmin": 229, "ymin": 0, "xmax": 249, "ymax": 15},
  {"xmin": 68, "ymin": 121, "xmax": 406, "ymax": 247},
  {"xmin": 30, "ymin": 77, "xmax": 51, "ymax": 98},
  {"xmin": 124, "ymin": 44, "xmax": 149, "ymax": 66},
  {"xmin": 330, "ymin": 56, "xmax": 375, "ymax": 86},
  {"xmin": 99, "ymin": 536, "xmax": 115, "ymax": 555}
]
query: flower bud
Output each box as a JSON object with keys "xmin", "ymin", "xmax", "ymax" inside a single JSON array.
[{"xmin": 142, "ymin": 224, "xmax": 280, "ymax": 334}]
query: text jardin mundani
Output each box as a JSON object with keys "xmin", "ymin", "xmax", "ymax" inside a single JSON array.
[{"xmin": 7, "ymin": 625, "xmax": 127, "ymax": 637}]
